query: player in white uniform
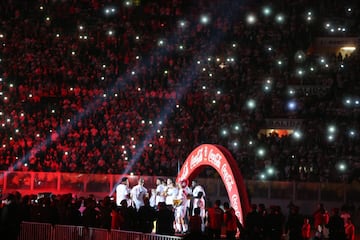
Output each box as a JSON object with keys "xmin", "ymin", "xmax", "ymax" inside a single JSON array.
[
  {"xmin": 174, "ymin": 180, "xmax": 191, "ymax": 233},
  {"xmin": 164, "ymin": 178, "xmax": 178, "ymax": 207},
  {"xmin": 130, "ymin": 178, "xmax": 148, "ymax": 211},
  {"xmin": 116, "ymin": 177, "xmax": 131, "ymax": 207},
  {"xmin": 155, "ymin": 178, "xmax": 166, "ymax": 207}
]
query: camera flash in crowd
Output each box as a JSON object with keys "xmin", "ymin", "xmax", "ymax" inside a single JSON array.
[
  {"xmin": 306, "ymin": 11, "xmax": 313, "ymax": 22},
  {"xmin": 246, "ymin": 13, "xmax": 257, "ymax": 24},
  {"xmin": 262, "ymin": 6, "xmax": 272, "ymax": 16},
  {"xmin": 328, "ymin": 125, "xmax": 336, "ymax": 134},
  {"xmin": 275, "ymin": 13, "xmax": 285, "ymax": 23},
  {"xmin": 257, "ymin": 148, "xmax": 266, "ymax": 157},
  {"xmin": 200, "ymin": 15, "xmax": 210, "ymax": 24},
  {"xmin": 293, "ymin": 130, "xmax": 302, "ymax": 140},
  {"xmin": 247, "ymin": 99, "xmax": 256, "ymax": 110}
]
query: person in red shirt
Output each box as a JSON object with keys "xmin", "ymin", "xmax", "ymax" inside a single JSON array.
[
  {"xmin": 313, "ymin": 203, "xmax": 329, "ymax": 238},
  {"xmin": 223, "ymin": 202, "xmax": 238, "ymax": 240},
  {"xmin": 189, "ymin": 207, "xmax": 202, "ymax": 234},
  {"xmin": 183, "ymin": 207, "xmax": 207, "ymax": 240},
  {"xmin": 206, "ymin": 199, "xmax": 224, "ymax": 239},
  {"xmin": 345, "ymin": 218, "xmax": 355, "ymax": 240},
  {"xmin": 301, "ymin": 217, "xmax": 311, "ymax": 240}
]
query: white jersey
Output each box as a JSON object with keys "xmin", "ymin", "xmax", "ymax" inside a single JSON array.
[
  {"xmin": 116, "ymin": 183, "xmax": 131, "ymax": 206},
  {"xmin": 155, "ymin": 184, "xmax": 166, "ymax": 205},
  {"xmin": 192, "ymin": 185, "xmax": 206, "ymax": 216},
  {"xmin": 165, "ymin": 185, "xmax": 179, "ymax": 206},
  {"xmin": 192, "ymin": 185, "xmax": 206, "ymax": 199},
  {"xmin": 174, "ymin": 187, "xmax": 188, "ymax": 218},
  {"xmin": 131, "ymin": 184, "xmax": 148, "ymax": 210},
  {"xmin": 149, "ymin": 189, "xmax": 157, "ymax": 208}
]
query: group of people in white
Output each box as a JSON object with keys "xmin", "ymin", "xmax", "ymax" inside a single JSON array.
[{"xmin": 115, "ymin": 176, "xmax": 206, "ymax": 234}]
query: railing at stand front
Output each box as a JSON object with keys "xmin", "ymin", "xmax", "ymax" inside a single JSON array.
[
  {"xmin": 18, "ymin": 222, "xmax": 53, "ymax": 240},
  {"xmin": 17, "ymin": 222, "xmax": 182, "ymax": 240},
  {"xmin": 52, "ymin": 225, "xmax": 109, "ymax": 240}
]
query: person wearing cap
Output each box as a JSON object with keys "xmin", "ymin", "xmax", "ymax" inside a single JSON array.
[{"xmin": 116, "ymin": 177, "xmax": 131, "ymax": 207}]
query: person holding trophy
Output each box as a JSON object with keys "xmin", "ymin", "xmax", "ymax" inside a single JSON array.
[{"xmin": 174, "ymin": 180, "xmax": 191, "ymax": 234}]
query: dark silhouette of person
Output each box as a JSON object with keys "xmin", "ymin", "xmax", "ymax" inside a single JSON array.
[
  {"xmin": 326, "ymin": 208, "xmax": 346, "ymax": 240},
  {"xmin": 99, "ymin": 196, "xmax": 112, "ymax": 229},
  {"xmin": 245, "ymin": 203, "xmax": 264, "ymax": 240},
  {"xmin": 264, "ymin": 205, "xmax": 284, "ymax": 240},
  {"xmin": 207, "ymin": 199, "xmax": 224, "ymax": 239},
  {"xmin": 184, "ymin": 207, "xmax": 208, "ymax": 240},
  {"xmin": 137, "ymin": 197, "xmax": 156, "ymax": 233},
  {"xmin": 82, "ymin": 197, "xmax": 100, "ymax": 228},
  {"xmin": 37, "ymin": 196, "xmax": 59, "ymax": 225},
  {"xmin": 0, "ymin": 193, "xmax": 21, "ymax": 240},
  {"xmin": 156, "ymin": 201, "xmax": 175, "ymax": 235},
  {"xmin": 118, "ymin": 199, "xmax": 137, "ymax": 231},
  {"xmin": 285, "ymin": 205, "xmax": 303, "ymax": 240}
]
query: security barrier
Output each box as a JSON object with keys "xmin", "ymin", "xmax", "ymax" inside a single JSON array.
[
  {"xmin": 18, "ymin": 222, "xmax": 53, "ymax": 240},
  {"xmin": 52, "ymin": 225, "xmax": 109, "ymax": 240},
  {"xmin": 17, "ymin": 222, "xmax": 182, "ymax": 240},
  {"xmin": 110, "ymin": 230, "xmax": 182, "ymax": 240}
]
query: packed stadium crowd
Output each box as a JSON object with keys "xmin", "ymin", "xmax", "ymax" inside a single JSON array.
[{"xmin": 0, "ymin": 0, "xmax": 359, "ymax": 183}]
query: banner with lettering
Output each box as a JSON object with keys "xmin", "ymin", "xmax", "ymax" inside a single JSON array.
[{"xmin": 176, "ymin": 144, "xmax": 251, "ymax": 225}]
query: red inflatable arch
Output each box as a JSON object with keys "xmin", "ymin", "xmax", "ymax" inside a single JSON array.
[{"xmin": 176, "ymin": 144, "xmax": 251, "ymax": 225}]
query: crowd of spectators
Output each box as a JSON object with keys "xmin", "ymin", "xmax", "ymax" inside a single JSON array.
[
  {"xmin": 1, "ymin": 191, "xmax": 360, "ymax": 239},
  {"xmin": 0, "ymin": 0, "xmax": 359, "ymax": 182}
]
